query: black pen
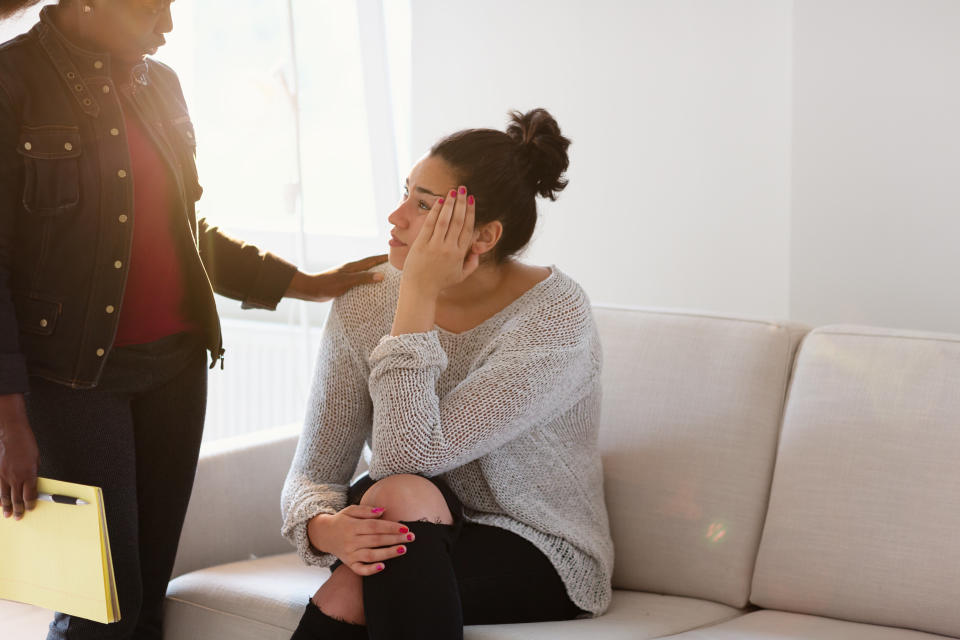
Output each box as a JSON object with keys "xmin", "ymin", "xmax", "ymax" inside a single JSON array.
[{"xmin": 38, "ymin": 493, "xmax": 90, "ymax": 506}]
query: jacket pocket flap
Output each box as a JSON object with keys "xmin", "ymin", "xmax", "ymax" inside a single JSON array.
[
  {"xmin": 17, "ymin": 127, "xmax": 82, "ymax": 160},
  {"xmin": 14, "ymin": 294, "xmax": 62, "ymax": 336}
]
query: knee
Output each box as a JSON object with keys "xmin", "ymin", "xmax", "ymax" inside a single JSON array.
[{"xmin": 360, "ymin": 474, "xmax": 453, "ymax": 524}]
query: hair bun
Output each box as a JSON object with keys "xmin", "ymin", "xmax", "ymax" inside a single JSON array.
[{"xmin": 506, "ymin": 108, "xmax": 570, "ymax": 201}]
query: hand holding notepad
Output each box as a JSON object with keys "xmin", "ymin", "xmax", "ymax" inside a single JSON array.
[{"xmin": 0, "ymin": 477, "xmax": 120, "ymax": 624}]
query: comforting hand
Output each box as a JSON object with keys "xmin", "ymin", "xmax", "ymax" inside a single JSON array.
[
  {"xmin": 0, "ymin": 393, "xmax": 39, "ymax": 520},
  {"xmin": 285, "ymin": 254, "xmax": 389, "ymax": 303},
  {"xmin": 306, "ymin": 504, "xmax": 415, "ymax": 576},
  {"xmin": 400, "ymin": 186, "xmax": 479, "ymax": 297}
]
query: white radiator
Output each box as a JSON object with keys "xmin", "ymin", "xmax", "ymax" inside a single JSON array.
[{"xmin": 203, "ymin": 318, "xmax": 325, "ymax": 443}]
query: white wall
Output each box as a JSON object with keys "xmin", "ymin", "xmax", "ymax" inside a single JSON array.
[
  {"xmin": 410, "ymin": 0, "xmax": 794, "ymax": 318},
  {"xmin": 791, "ymin": 0, "xmax": 960, "ymax": 333}
]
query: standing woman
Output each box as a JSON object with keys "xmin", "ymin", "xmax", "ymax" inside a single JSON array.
[{"xmin": 0, "ymin": 1, "xmax": 385, "ymax": 639}]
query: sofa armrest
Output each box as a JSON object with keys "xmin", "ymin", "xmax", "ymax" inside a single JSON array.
[{"xmin": 170, "ymin": 425, "xmax": 301, "ymax": 579}]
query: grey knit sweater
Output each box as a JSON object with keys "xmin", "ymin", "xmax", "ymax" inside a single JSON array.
[{"xmin": 281, "ymin": 263, "xmax": 613, "ymax": 615}]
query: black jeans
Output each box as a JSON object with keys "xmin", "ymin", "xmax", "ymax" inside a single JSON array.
[
  {"xmin": 298, "ymin": 474, "xmax": 584, "ymax": 639},
  {"xmin": 25, "ymin": 332, "xmax": 207, "ymax": 640}
]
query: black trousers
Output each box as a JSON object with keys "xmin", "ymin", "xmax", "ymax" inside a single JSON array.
[
  {"xmin": 295, "ymin": 474, "xmax": 584, "ymax": 639},
  {"xmin": 25, "ymin": 332, "xmax": 207, "ymax": 640}
]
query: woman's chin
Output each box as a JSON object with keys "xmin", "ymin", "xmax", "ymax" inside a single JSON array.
[{"xmin": 388, "ymin": 249, "xmax": 406, "ymax": 271}]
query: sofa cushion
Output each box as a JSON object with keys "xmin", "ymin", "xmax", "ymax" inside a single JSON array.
[
  {"xmin": 751, "ymin": 326, "xmax": 960, "ymax": 638},
  {"xmin": 593, "ymin": 307, "xmax": 807, "ymax": 608},
  {"xmin": 164, "ymin": 552, "xmax": 743, "ymax": 640},
  {"xmin": 661, "ymin": 609, "xmax": 956, "ymax": 639}
]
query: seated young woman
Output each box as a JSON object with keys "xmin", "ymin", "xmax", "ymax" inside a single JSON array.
[{"xmin": 281, "ymin": 108, "xmax": 613, "ymax": 639}]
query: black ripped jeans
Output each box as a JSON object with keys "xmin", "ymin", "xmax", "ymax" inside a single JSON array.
[{"xmin": 292, "ymin": 474, "xmax": 584, "ymax": 640}]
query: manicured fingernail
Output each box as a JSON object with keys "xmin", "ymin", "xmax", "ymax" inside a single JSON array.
[
  {"xmin": 371, "ymin": 507, "xmax": 384, "ymax": 514},
  {"xmin": 376, "ymin": 563, "xmax": 385, "ymax": 571},
  {"xmin": 406, "ymin": 533, "xmax": 414, "ymax": 541},
  {"xmin": 449, "ymin": 189, "xmax": 457, "ymax": 197},
  {"xmin": 437, "ymin": 197, "xmax": 444, "ymax": 205},
  {"xmin": 397, "ymin": 546, "xmax": 406, "ymax": 554},
  {"xmin": 467, "ymin": 195, "xmax": 474, "ymax": 205},
  {"xmin": 458, "ymin": 186, "xmax": 466, "ymax": 195},
  {"xmin": 399, "ymin": 526, "xmax": 409, "ymax": 533}
]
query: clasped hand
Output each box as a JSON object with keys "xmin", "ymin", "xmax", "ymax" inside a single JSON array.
[{"xmin": 307, "ymin": 505, "xmax": 414, "ymax": 576}]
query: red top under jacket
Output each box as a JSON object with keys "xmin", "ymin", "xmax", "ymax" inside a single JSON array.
[{"xmin": 113, "ymin": 104, "xmax": 198, "ymax": 346}]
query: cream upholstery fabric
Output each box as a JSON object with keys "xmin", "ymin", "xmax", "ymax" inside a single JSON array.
[
  {"xmin": 593, "ymin": 307, "xmax": 807, "ymax": 608},
  {"xmin": 662, "ymin": 610, "xmax": 955, "ymax": 639},
  {"xmin": 751, "ymin": 327, "xmax": 960, "ymax": 638},
  {"xmin": 171, "ymin": 426, "xmax": 301, "ymax": 579},
  {"xmin": 164, "ymin": 553, "xmax": 742, "ymax": 640}
]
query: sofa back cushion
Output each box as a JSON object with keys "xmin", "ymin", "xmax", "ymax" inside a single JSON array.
[
  {"xmin": 751, "ymin": 326, "xmax": 960, "ymax": 637},
  {"xmin": 593, "ymin": 307, "xmax": 807, "ymax": 608}
]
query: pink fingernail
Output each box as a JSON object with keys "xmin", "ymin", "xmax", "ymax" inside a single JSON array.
[
  {"xmin": 458, "ymin": 186, "xmax": 466, "ymax": 195},
  {"xmin": 406, "ymin": 534, "xmax": 413, "ymax": 541},
  {"xmin": 371, "ymin": 507, "xmax": 384, "ymax": 514},
  {"xmin": 467, "ymin": 195, "xmax": 474, "ymax": 205},
  {"xmin": 376, "ymin": 563, "xmax": 385, "ymax": 571},
  {"xmin": 399, "ymin": 526, "xmax": 409, "ymax": 533},
  {"xmin": 397, "ymin": 546, "xmax": 406, "ymax": 554},
  {"xmin": 449, "ymin": 189, "xmax": 457, "ymax": 197},
  {"xmin": 437, "ymin": 197, "xmax": 444, "ymax": 205}
]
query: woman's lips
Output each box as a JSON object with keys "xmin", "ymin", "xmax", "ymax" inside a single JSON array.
[{"xmin": 389, "ymin": 236, "xmax": 406, "ymax": 247}]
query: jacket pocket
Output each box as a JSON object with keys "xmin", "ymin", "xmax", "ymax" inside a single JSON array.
[
  {"xmin": 13, "ymin": 293, "xmax": 62, "ymax": 337},
  {"xmin": 170, "ymin": 116, "xmax": 203, "ymax": 202},
  {"xmin": 17, "ymin": 126, "xmax": 83, "ymax": 216}
]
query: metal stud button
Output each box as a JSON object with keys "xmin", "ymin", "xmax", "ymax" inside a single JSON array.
[
  {"xmin": 110, "ymin": 128, "xmax": 120, "ymax": 136},
  {"xmin": 94, "ymin": 60, "xmax": 103, "ymax": 70},
  {"xmin": 105, "ymin": 305, "xmax": 115, "ymax": 314},
  {"xmin": 96, "ymin": 348, "xmax": 105, "ymax": 357},
  {"xmin": 39, "ymin": 318, "xmax": 48, "ymax": 328},
  {"xmin": 64, "ymin": 142, "xmax": 73, "ymax": 151},
  {"xmin": 118, "ymin": 215, "xmax": 128, "ymax": 223},
  {"xmin": 23, "ymin": 142, "xmax": 32, "ymax": 151},
  {"xmin": 117, "ymin": 169, "xmax": 127, "ymax": 178},
  {"xmin": 114, "ymin": 260, "xmax": 122, "ymax": 268},
  {"xmin": 102, "ymin": 85, "xmax": 110, "ymax": 94}
]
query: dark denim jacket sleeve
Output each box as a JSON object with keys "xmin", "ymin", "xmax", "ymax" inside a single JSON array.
[
  {"xmin": 197, "ymin": 218, "xmax": 297, "ymax": 311},
  {"xmin": 0, "ymin": 81, "xmax": 29, "ymax": 393}
]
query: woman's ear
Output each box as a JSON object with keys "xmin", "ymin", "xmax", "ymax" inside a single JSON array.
[{"xmin": 471, "ymin": 220, "xmax": 503, "ymax": 257}]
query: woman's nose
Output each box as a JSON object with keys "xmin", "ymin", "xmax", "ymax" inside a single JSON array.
[{"xmin": 387, "ymin": 205, "xmax": 405, "ymax": 227}]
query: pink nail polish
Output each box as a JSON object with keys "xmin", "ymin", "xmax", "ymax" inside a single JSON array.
[
  {"xmin": 406, "ymin": 534, "xmax": 413, "ymax": 541},
  {"xmin": 397, "ymin": 546, "xmax": 406, "ymax": 554},
  {"xmin": 399, "ymin": 526, "xmax": 409, "ymax": 533},
  {"xmin": 371, "ymin": 507, "xmax": 384, "ymax": 514},
  {"xmin": 449, "ymin": 189, "xmax": 457, "ymax": 197},
  {"xmin": 458, "ymin": 186, "xmax": 466, "ymax": 195},
  {"xmin": 376, "ymin": 563, "xmax": 385, "ymax": 571},
  {"xmin": 467, "ymin": 195, "xmax": 474, "ymax": 205},
  {"xmin": 437, "ymin": 197, "xmax": 444, "ymax": 205}
]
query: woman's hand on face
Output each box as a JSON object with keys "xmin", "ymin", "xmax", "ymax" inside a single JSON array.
[
  {"xmin": 401, "ymin": 186, "xmax": 479, "ymax": 297},
  {"xmin": 306, "ymin": 504, "xmax": 414, "ymax": 576},
  {"xmin": 285, "ymin": 254, "xmax": 388, "ymax": 303}
]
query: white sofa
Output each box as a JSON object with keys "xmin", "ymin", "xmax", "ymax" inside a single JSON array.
[{"xmin": 163, "ymin": 306, "xmax": 960, "ymax": 639}]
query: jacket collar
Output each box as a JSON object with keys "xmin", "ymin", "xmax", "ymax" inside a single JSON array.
[{"xmin": 34, "ymin": 5, "xmax": 149, "ymax": 118}]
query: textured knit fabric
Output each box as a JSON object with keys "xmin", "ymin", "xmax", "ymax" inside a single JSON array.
[{"xmin": 281, "ymin": 263, "xmax": 614, "ymax": 615}]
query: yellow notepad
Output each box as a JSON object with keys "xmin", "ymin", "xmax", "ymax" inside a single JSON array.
[{"xmin": 0, "ymin": 477, "xmax": 120, "ymax": 624}]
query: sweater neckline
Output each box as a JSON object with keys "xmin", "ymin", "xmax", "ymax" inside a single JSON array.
[{"xmin": 434, "ymin": 266, "xmax": 559, "ymax": 337}]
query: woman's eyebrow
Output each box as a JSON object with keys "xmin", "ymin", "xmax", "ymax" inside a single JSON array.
[{"xmin": 413, "ymin": 185, "xmax": 441, "ymax": 197}]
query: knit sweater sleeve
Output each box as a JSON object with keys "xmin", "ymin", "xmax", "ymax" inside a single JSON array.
[
  {"xmin": 281, "ymin": 303, "xmax": 371, "ymax": 567},
  {"xmin": 366, "ymin": 298, "xmax": 598, "ymax": 478}
]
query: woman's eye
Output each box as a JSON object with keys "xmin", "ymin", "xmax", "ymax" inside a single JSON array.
[{"xmin": 418, "ymin": 200, "xmax": 431, "ymax": 211}]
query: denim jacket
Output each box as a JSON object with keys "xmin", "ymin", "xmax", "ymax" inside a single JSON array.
[{"xmin": 0, "ymin": 8, "xmax": 296, "ymax": 393}]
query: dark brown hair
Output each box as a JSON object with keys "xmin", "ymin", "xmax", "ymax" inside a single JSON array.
[
  {"xmin": 0, "ymin": 0, "xmax": 46, "ymax": 20},
  {"xmin": 430, "ymin": 108, "xmax": 571, "ymax": 263}
]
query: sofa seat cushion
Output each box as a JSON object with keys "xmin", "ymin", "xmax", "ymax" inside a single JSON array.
[
  {"xmin": 661, "ymin": 610, "xmax": 957, "ymax": 639},
  {"xmin": 164, "ymin": 553, "xmax": 743, "ymax": 640}
]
